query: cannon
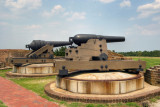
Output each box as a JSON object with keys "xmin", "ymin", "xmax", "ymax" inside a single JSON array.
[
  {"xmin": 55, "ymin": 34, "xmax": 146, "ymax": 76},
  {"xmin": 25, "ymin": 40, "xmax": 72, "ymax": 59},
  {"xmin": 11, "ymin": 40, "xmax": 72, "ymax": 66},
  {"xmin": 26, "ymin": 40, "xmax": 72, "ymax": 51},
  {"xmin": 69, "ymin": 34, "xmax": 125, "ymax": 46},
  {"xmin": 65, "ymin": 34, "xmax": 125, "ymax": 61},
  {"xmin": 10, "ymin": 34, "xmax": 145, "ymax": 75}
]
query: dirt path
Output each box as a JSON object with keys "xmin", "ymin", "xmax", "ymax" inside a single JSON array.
[{"xmin": 0, "ymin": 77, "xmax": 58, "ymax": 107}]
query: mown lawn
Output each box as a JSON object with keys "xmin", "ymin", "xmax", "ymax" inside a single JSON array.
[
  {"xmin": 0, "ymin": 57, "xmax": 160, "ymax": 107},
  {"xmin": 132, "ymin": 57, "xmax": 160, "ymax": 69},
  {"xmin": 0, "ymin": 69, "xmax": 11, "ymax": 77}
]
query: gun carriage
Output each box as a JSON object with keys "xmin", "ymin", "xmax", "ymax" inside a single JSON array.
[
  {"xmin": 11, "ymin": 40, "xmax": 72, "ymax": 66},
  {"xmin": 10, "ymin": 34, "xmax": 145, "ymax": 77},
  {"xmin": 56, "ymin": 34, "xmax": 145, "ymax": 76}
]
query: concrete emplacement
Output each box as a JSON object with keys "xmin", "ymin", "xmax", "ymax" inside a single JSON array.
[
  {"xmin": 45, "ymin": 71, "xmax": 160, "ymax": 103},
  {"xmin": 6, "ymin": 63, "xmax": 57, "ymax": 77},
  {"xmin": 45, "ymin": 81, "xmax": 160, "ymax": 103},
  {"xmin": 56, "ymin": 71, "xmax": 144, "ymax": 95}
]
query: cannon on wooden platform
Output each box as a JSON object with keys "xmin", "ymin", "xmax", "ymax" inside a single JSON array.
[
  {"xmin": 11, "ymin": 40, "xmax": 72, "ymax": 66},
  {"xmin": 56, "ymin": 34, "xmax": 145, "ymax": 76}
]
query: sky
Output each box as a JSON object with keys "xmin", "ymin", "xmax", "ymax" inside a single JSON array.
[{"xmin": 0, "ymin": 0, "xmax": 160, "ymax": 52}]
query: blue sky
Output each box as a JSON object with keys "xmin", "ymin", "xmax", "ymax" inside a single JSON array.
[{"xmin": 0, "ymin": 0, "xmax": 160, "ymax": 52}]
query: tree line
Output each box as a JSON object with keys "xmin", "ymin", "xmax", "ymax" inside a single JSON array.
[
  {"xmin": 54, "ymin": 47, "xmax": 160, "ymax": 57},
  {"xmin": 118, "ymin": 50, "xmax": 160, "ymax": 57}
]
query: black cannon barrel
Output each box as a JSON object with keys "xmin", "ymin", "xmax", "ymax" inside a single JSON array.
[
  {"xmin": 26, "ymin": 40, "xmax": 72, "ymax": 51},
  {"xmin": 69, "ymin": 34, "xmax": 125, "ymax": 46}
]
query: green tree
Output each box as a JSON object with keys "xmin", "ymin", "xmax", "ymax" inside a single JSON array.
[
  {"xmin": 118, "ymin": 50, "xmax": 160, "ymax": 57},
  {"xmin": 54, "ymin": 46, "xmax": 67, "ymax": 56}
]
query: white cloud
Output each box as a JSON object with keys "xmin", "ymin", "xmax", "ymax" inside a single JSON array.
[
  {"xmin": 152, "ymin": 16, "xmax": 160, "ymax": 21},
  {"xmin": 120, "ymin": 0, "xmax": 131, "ymax": 7},
  {"xmin": 63, "ymin": 12, "xmax": 70, "ymax": 16},
  {"xmin": 152, "ymin": 15, "xmax": 160, "ymax": 24},
  {"xmin": 138, "ymin": 0, "xmax": 160, "ymax": 10},
  {"xmin": 0, "ymin": 22, "xmax": 9, "ymax": 26},
  {"xmin": 60, "ymin": 30, "xmax": 69, "ymax": 36},
  {"xmin": 5, "ymin": 0, "xmax": 42, "ymax": 10},
  {"xmin": 42, "ymin": 5, "xmax": 86, "ymax": 21},
  {"xmin": 138, "ymin": 10, "xmax": 159, "ymax": 18},
  {"xmin": 42, "ymin": 5, "xmax": 64, "ymax": 17},
  {"xmin": 51, "ymin": 5, "xmax": 64, "ymax": 13},
  {"xmin": 137, "ymin": 0, "xmax": 160, "ymax": 18},
  {"xmin": 67, "ymin": 12, "xmax": 86, "ymax": 21},
  {"xmin": 48, "ymin": 22, "xmax": 61, "ymax": 26},
  {"xmin": 128, "ymin": 17, "xmax": 135, "ymax": 21},
  {"xmin": 0, "ymin": 12, "xmax": 19, "ymax": 19},
  {"xmin": 127, "ymin": 24, "xmax": 160, "ymax": 36},
  {"xmin": 99, "ymin": 0, "xmax": 115, "ymax": 4},
  {"xmin": 33, "ymin": 34, "xmax": 49, "ymax": 40},
  {"xmin": 25, "ymin": 25, "xmax": 42, "ymax": 29}
]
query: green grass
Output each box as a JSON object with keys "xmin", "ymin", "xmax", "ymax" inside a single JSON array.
[
  {"xmin": 96, "ymin": 104, "xmax": 105, "ymax": 107},
  {"xmin": 125, "ymin": 102, "xmax": 140, "ymax": 107},
  {"xmin": 149, "ymin": 98, "xmax": 157, "ymax": 103},
  {"xmin": 155, "ymin": 96, "xmax": 160, "ymax": 100},
  {"xmin": 149, "ymin": 96, "xmax": 160, "ymax": 104},
  {"xmin": 0, "ymin": 69, "xmax": 11, "ymax": 77},
  {"xmin": 59, "ymin": 101, "xmax": 67, "ymax": 105},
  {"xmin": 10, "ymin": 76, "xmax": 58, "ymax": 102},
  {"xmin": 85, "ymin": 104, "xmax": 94, "ymax": 107},
  {"xmin": 67, "ymin": 102, "xmax": 85, "ymax": 107},
  {"xmin": 132, "ymin": 57, "xmax": 160, "ymax": 69},
  {"xmin": 0, "ymin": 100, "xmax": 7, "ymax": 107}
]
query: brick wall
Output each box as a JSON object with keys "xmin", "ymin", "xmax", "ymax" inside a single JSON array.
[
  {"xmin": 0, "ymin": 49, "xmax": 30, "ymax": 66},
  {"xmin": 145, "ymin": 65, "xmax": 160, "ymax": 85}
]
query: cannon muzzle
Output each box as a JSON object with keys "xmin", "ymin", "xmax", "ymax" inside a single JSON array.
[
  {"xmin": 26, "ymin": 40, "xmax": 72, "ymax": 51},
  {"xmin": 69, "ymin": 34, "xmax": 125, "ymax": 46}
]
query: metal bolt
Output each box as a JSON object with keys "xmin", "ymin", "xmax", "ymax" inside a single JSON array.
[
  {"xmin": 100, "ymin": 65, "xmax": 103, "ymax": 69},
  {"xmin": 62, "ymin": 66, "xmax": 65, "ymax": 70},
  {"xmin": 105, "ymin": 65, "xmax": 108, "ymax": 69},
  {"xmin": 139, "ymin": 65, "xmax": 142, "ymax": 68}
]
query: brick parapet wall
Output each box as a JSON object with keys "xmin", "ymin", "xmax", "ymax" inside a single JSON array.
[
  {"xmin": 145, "ymin": 65, "xmax": 160, "ymax": 85},
  {"xmin": 0, "ymin": 49, "xmax": 30, "ymax": 66}
]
